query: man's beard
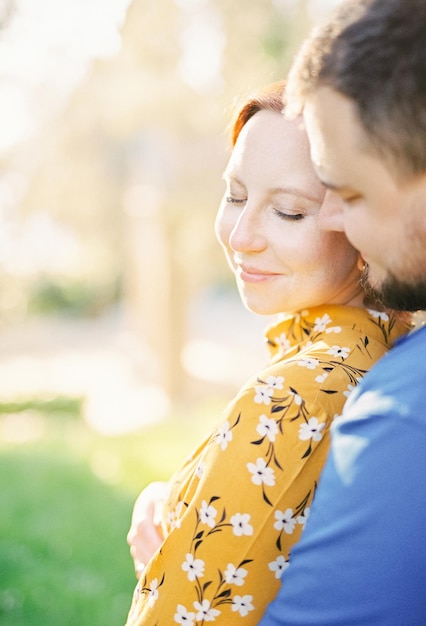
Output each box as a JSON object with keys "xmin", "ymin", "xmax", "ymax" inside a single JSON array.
[{"xmin": 361, "ymin": 266, "xmax": 426, "ymax": 312}]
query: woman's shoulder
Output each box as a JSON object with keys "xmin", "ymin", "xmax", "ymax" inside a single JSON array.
[{"xmin": 264, "ymin": 305, "xmax": 410, "ymax": 364}]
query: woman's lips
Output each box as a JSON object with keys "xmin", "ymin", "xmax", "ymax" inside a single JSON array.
[{"xmin": 237, "ymin": 265, "xmax": 279, "ymax": 283}]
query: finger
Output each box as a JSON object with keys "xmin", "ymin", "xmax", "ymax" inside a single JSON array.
[
  {"xmin": 127, "ymin": 528, "xmax": 136, "ymax": 546},
  {"xmin": 134, "ymin": 561, "xmax": 146, "ymax": 579}
]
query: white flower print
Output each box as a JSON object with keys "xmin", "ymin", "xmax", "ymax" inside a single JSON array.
[
  {"xmin": 182, "ymin": 553, "xmax": 205, "ymax": 581},
  {"xmin": 224, "ymin": 563, "xmax": 248, "ymax": 587},
  {"xmin": 315, "ymin": 372, "xmax": 329, "ymax": 383},
  {"xmin": 325, "ymin": 326, "xmax": 342, "ymax": 334},
  {"xmin": 332, "ymin": 412, "xmax": 342, "ymax": 425},
  {"xmin": 230, "ymin": 513, "xmax": 254, "ymax": 536},
  {"xmin": 297, "ymin": 507, "xmax": 310, "ymax": 527},
  {"xmin": 167, "ymin": 501, "xmax": 184, "ymax": 530},
  {"xmin": 291, "ymin": 390, "xmax": 303, "ymax": 406},
  {"xmin": 327, "ymin": 345, "xmax": 350, "ymax": 359},
  {"xmin": 247, "ymin": 457, "xmax": 276, "ymax": 487},
  {"xmin": 268, "ymin": 555, "xmax": 290, "ymax": 579},
  {"xmin": 147, "ymin": 578, "xmax": 159, "ymax": 607},
  {"xmin": 265, "ymin": 375, "xmax": 284, "ymax": 390},
  {"xmin": 368, "ymin": 309, "xmax": 389, "ymax": 321},
  {"xmin": 194, "ymin": 600, "xmax": 221, "ymax": 622},
  {"xmin": 276, "ymin": 332, "xmax": 291, "ymax": 353},
  {"xmin": 216, "ymin": 421, "xmax": 233, "ymax": 450},
  {"xmin": 166, "ymin": 510, "xmax": 176, "ymax": 527},
  {"xmin": 256, "ymin": 414, "xmax": 279, "ymax": 442},
  {"xmin": 195, "ymin": 461, "xmax": 205, "ymax": 479},
  {"xmin": 174, "ymin": 604, "xmax": 195, "ymax": 625},
  {"xmin": 273, "ymin": 508, "xmax": 296, "ymax": 534},
  {"xmin": 313, "ymin": 313, "xmax": 331, "ymax": 331},
  {"xmin": 297, "ymin": 357, "xmax": 319, "ymax": 370},
  {"xmin": 200, "ymin": 500, "xmax": 217, "ymax": 529},
  {"xmin": 299, "ymin": 417, "xmax": 326, "ymax": 442},
  {"xmin": 254, "ymin": 385, "xmax": 274, "ymax": 405},
  {"xmin": 343, "ymin": 383, "xmax": 355, "ymax": 398},
  {"xmin": 232, "ymin": 595, "xmax": 254, "ymax": 617}
]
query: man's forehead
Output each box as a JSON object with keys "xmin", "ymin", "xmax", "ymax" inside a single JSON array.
[{"xmin": 303, "ymin": 87, "xmax": 367, "ymax": 186}]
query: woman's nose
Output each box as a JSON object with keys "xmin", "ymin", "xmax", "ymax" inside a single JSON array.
[{"xmin": 229, "ymin": 205, "xmax": 267, "ymax": 253}]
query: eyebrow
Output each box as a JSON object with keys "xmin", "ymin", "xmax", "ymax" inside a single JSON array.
[
  {"xmin": 314, "ymin": 168, "xmax": 352, "ymax": 194},
  {"xmin": 223, "ymin": 174, "xmax": 322, "ymax": 204},
  {"xmin": 321, "ymin": 180, "xmax": 360, "ymax": 200},
  {"xmin": 315, "ymin": 175, "xmax": 342, "ymax": 192},
  {"xmin": 270, "ymin": 186, "xmax": 322, "ymax": 204}
]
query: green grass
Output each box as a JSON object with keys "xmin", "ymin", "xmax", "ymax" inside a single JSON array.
[
  {"xmin": 0, "ymin": 449, "xmax": 134, "ymax": 625},
  {"xmin": 0, "ymin": 396, "xmax": 222, "ymax": 626}
]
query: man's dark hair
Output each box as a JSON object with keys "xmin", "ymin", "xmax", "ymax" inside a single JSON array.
[{"xmin": 286, "ymin": 0, "xmax": 426, "ymax": 178}]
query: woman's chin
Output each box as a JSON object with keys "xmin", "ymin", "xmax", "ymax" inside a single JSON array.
[{"xmin": 242, "ymin": 299, "xmax": 279, "ymax": 317}]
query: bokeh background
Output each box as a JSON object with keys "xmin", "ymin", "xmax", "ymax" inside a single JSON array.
[{"xmin": 0, "ymin": 1, "xmax": 345, "ymax": 624}]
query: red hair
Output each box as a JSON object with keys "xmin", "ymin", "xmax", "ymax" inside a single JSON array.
[{"xmin": 230, "ymin": 80, "xmax": 286, "ymax": 146}]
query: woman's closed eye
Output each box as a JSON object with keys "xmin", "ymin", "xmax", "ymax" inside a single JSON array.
[
  {"xmin": 273, "ymin": 207, "xmax": 304, "ymax": 221},
  {"xmin": 226, "ymin": 196, "xmax": 246, "ymax": 205}
]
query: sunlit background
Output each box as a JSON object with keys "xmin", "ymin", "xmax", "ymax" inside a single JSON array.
[
  {"xmin": 0, "ymin": 0, "xmax": 346, "ymax": 431},
  {"xmin": 0, "ymin": 1, "xmax": 346, "ymax": 624}
]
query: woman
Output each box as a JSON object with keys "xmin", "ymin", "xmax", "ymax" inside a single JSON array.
[{"xmin": 125, "ymin": 82, "xmax": 410, "ymax": 625}]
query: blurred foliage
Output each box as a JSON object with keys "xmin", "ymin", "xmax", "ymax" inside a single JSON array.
[
  {"xmin": 0, "ymin": 395, "xmax": 84, "ymax": 417},
  {"xmin": 28, "ymin": 276, "xmax": 121, "ymax": 318}
]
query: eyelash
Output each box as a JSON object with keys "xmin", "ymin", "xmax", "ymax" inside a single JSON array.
[
  {"xmin": 226, "ymin": 196, "xmax": 246, "ymax": 204},
  {"xmin": 226, "ymin": 197, "xmax": 304, "ymax": 221},
  {"xmin": 273, "ymin": 208, "xmax": 304, "ymax": 221}
]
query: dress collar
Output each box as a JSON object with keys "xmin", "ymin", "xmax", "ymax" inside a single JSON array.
[{"xmin": 264, "ymin": 304, "xmax": 409, "ymax": 360}]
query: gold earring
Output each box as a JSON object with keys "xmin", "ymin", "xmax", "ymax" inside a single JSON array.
[{"xmin": 357, "ymin": 256, "xmax": 366, "ymax": 272}]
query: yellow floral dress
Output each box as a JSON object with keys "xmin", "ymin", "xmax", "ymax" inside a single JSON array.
[{"xmin": 125, "ymin": 305, "xmax": 409, "ymax": 625}]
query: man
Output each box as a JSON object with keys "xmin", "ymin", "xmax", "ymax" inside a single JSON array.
[{"xmin": 259, "ymin": 0, "xmax": 426, "ymax": 624}]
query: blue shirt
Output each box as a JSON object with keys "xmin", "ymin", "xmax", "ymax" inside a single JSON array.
[{"xmin": 259, "ymin": 325, "xmax": 426, "ymax": 625}]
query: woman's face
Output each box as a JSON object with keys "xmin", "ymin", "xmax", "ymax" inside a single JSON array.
[{"xmin": 215, "ymin": 109, "xmax": 363, "ymax": 315}]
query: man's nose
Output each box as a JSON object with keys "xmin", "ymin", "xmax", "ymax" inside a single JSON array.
[{"xmin": 319, "ymin": 189, "xmax": 345, "ymax": 232}]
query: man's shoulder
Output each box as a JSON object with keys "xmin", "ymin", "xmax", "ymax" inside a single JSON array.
[
  {"xmin": 393, "ymin": 322, "xmax": 426, "ymax": 350},
  {"xmin": 345, "ymin": 324, "xmax": 426, "ymax": 423},
  {"xmin": 368, "ymin": 323, "xmax": 426, "ymax": 374}
]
